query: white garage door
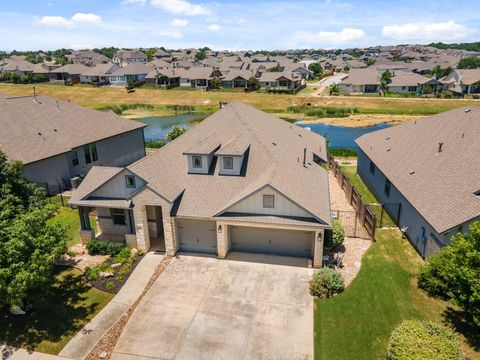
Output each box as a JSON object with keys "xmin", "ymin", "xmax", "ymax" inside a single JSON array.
[
  {"xmin": 177, "ymin": 219, "xmax": 217, "ymax": 254},
  {"xmin": 230, "ymin": 226, "xmax": 313, "ymax": 258}
]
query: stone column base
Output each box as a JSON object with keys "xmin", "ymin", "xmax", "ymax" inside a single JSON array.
[
  {"xmin": 80, "ymin": 229, "xmax": 95, "ymax": 245},
  {"xmin": 125, "ymin": 234, "xmax": 138, "ymax": 249}
]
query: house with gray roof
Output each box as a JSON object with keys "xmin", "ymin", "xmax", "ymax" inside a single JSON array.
[
  {"xmin": 355, "ymin": 107, "xmax": 480, "ymax": 257},
  {"xmin": 107, "ymin": 63, "xmax": 151, "ymax": 86},
  {"xmin": 113, "ymin": 49, "xmax": 147, "ymax": 67},
  {"xmin": 387, "ymin": 73, "xmax": 442, "ymax": 94},
  {"xmin": 258, "ymin": 71, "xmax": 303, "ymax": 91},
  {"xmin": 81, "ymin": 63, "xmax": 119, "ymax": 84},
  {"xmin": 69, "ymin": 102, "xmax": 331, "ymax": 266},
  {"xmin": 0, "ymin": 93, "xmax": 146, "ymax": 193},
  {"xmin": 338, "ymin": 68, "xmax": 380, "ymax": 93},
  {"xmin": 50, "ymin": 64, "xmax": 89, "ymax": 84},
  {"xmin": 442, "ymin": 69, "xmax": 480, "ymax": 95}
]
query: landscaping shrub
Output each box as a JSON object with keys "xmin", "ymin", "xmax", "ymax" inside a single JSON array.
[
  {"xmin": 418, "ymin": 221, "xmax": 480, "ymax": 327},
  {"xmin": 329, "ymin": 148, "xmax": 358, "ymax": 158},
  {"xmin": 309, "ymin": 268, "xmax": 345, "ymax": 299},
  {"xmin": 86, "ymin": 240, "xmax": 126, "ymax": 256},
  {"xmin": 145, "ymin": 140, "xmax": 166, "ymax": 148},
  {"xmin": 387, "ymin": 320, "xmax": 462, "ymax": 360},
  {"xmin": 331, "ymin": 219, "xmax": 345, "ymax": 249}
]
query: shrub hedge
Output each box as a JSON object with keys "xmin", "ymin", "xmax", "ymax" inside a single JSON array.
[
  {"xmin": 309, "ymin": 268, "xmax": 345, "ymax": 299},
  {"xmin": 387, "ymin": 320, "xmax": 462, "ymax": 360},
  {"xmin": 86, "ymin": 240, "xmax": 126, "ymax": 256}
]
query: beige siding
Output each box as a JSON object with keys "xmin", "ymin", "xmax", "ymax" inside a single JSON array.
[
  {"xmin": 218, "ymin": 155, "xmax": 243, "ymax": 176},
  {"xmin": 226, "ymin": 185, "xmax": 313, "ymax": 218},
  {"xmin": 90, "ymin": 170, "xmax": 146, "ymax": 199}
]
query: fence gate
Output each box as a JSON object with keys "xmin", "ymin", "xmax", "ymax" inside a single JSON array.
[{"xmin": 331, "ymin": 209, "xmax": 372, "ymax": 239}]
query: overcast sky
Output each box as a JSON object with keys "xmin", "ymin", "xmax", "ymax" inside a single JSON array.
[{"xmin": 1, "ymin": 0, "xmax": 479, "ymax": 51}]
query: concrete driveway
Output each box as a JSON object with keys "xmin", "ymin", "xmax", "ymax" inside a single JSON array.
[{"xmin": 111, "ymin": 252, "xmax": 314, "ymax": 360}]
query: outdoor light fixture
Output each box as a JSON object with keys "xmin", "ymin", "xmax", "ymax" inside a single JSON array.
[
  {"xmin": 317, "ymin": 232, "xmax": 322, "ymax": 242},
  {"xmin": 218, "ymin": 224, "xmax": 222, "ymax": 233}
]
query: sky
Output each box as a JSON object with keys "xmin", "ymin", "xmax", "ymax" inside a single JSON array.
[{"xmin": 0, "ymin": 0, "xmax": 479, "ymax": 51}]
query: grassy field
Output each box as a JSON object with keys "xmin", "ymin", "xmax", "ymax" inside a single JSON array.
[
  {"xmin": 315, "ymin": 166, "xmax": 479, "ymax": 360},
  {"xmin": 0, "ymin": 83, "xmax": 477, "ymax": 119},
  {"xmin": 0, "ymin": 266, "xmax": 113, "ymax": 354}
]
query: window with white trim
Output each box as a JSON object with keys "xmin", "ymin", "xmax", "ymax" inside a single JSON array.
[
  {"xmin": 223, "ymin": 156, "xmax": 234, "ymax": 170},
  {"xmin": 192, "ymin": 156, "xmax": 202, "ymax": 168},
  {"xmin": 263, "ymin": 194, "xmax": 275, "ymax": 208}
]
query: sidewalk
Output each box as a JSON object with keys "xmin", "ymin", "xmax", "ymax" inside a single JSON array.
[
  {"xmin": 0, "ymin": 345, "xmax": 68, "ymax": 360},
  {"xmin": 59, "ymin": 252, "xmax": 165, "ymax": 360}
]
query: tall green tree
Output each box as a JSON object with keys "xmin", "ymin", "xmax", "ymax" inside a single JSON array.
[
  {"xmin": 0, "ymin": 150, "xmax": 67, "ymax": 310},
  {"xmin": 458, "ymin": 57, "xmax": 480, "ymax": 69},
  {"xmin": 308, "ymin": 63, "xmax": 323, "ymax": 78},
  {"xmin": 380, "ymin": 70, "xmax": 393, "ymax": 96},
  {"xmin": 419, "ymin": 221, "xmax": 480, "ymax": 327}
]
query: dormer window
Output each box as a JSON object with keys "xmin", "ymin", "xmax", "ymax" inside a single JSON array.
[
  {"xmin": 125, "ymin": 175, "xmax": 136, "ymax": 188},
  {"xmin": 192, "ymin": 156, "xmax": 202, "ymax": 168},
  {"xmin": 223, "ymin": 156, "xmax": 234, "ymax": 170}
]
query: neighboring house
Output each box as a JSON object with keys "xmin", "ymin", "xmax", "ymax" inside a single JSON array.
[
  {"xmin": 285, "ymin": 65, "xmax": 313, "ymax": 80},
  {"xmin": 152, "ymin": 48, "xmax": 172, "ymax": 61},
  {"xmin": 146, "ymin": 68, "xmax": 184, "ymax": 88},
  {"xmin": 49, "ymin": 64, "xmax": 89, "ymax": 84},
  {"xmin": 113, "ymin": 49, "xmax": 148, "ymax": 67},
  {"xmin": 222, "ymin": 70, "xmax": 254, "ymax": 88},
  {"xmin": 0, "ymin": 57, "xmax": 37, "ymax": 75},
  {"xmin": 338, "ymin": 68, "xmax": 380, "ymax": 93},
  {"xmin": 355, "ymin": 107, "xmax": 480, "ymax": 257},
  {"xmin": 81, "ymin": 63, "xmax": 119, "ymax": 84},
  {"xmin": 180, "ymin": 67, "xmax": 222, "ymax": 88},
  {"xmin": 387, "ymin": 73, "xmax": 442, "ymax": 94},
  {"xmin": 69, "ymin": 102, "xmax": 331, "ymax": 267},
  {"xmin": 107, "ymin": 63, "xmax": 151, "ymax": 86},
  {"xmin": 258, "ymin": 71, "xmax": 303, "ymax": 91},
  {"xmin": 442, "ymin": 69, "xmax": 480, "ymax": 95},
  {"xmin": 67, "ymin": 50, "xmax": 111, "ymax": 66},
  {"xmin": 0, "ymin": 93, "xmax": 146, "ymax": 192}
]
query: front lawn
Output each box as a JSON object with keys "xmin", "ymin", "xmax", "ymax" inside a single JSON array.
[
  {"xmin": 0, "ymin": 266, "xmax": 113, "ymax": 354},
  {"xmin": 49, "ymin": 196, "xmax": 96, "ymax": 247}
]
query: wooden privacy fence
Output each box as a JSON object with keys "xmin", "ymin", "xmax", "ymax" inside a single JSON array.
[{"xmin": 329, "ymin": 158, "xmax": 376, "ymax": 240}]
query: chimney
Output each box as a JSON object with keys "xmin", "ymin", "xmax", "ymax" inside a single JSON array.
[
  {"xmin": 303, "ymin": 148, "xmax": 307, "ymax": 166},
  {"xmin": 438, "ymin": 142, "xmax": 444, "ymax": 152}
]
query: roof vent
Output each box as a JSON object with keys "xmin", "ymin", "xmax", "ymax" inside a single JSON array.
[
  {"xmin": 386, "ymin": 148, "xmax": 391, "ymax": 152},
  {"xmin": 386, "ymin": 137, "xmax": 390, "ymax": 140},
  {"xmin": 438, "ymin": 142, "xmax": 444, "ymax": 152},
  {"xmin": 409, "ymin": 171, "xmax": 415, "ymax": 175},
  {"xmin": 465, "ymin": 108, "xmax": 471, "ymax": 113},
  {"xmin": 272, "ymin": 142, "xmax": 276, "ymax": 146},
  {"xmin": 37, "ymin": 132, "xmax": 42, "ymax": 136}
]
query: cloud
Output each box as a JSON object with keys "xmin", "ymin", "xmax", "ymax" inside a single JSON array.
[
  {"xmin": 296, "ymin": 27, "xmax": 366, "ymax": 44},
  {"xmin": 70, "ymin": 13, "xmax": 102, "ymax": 24},
  {"xmin": 382, "ymin": 21, "xmax": 476, "ymax": 42},
  {"xmin": 150, "ymin": 0, "xmax": 211, "ymax": 16},
  {"xmin": 169, "ymin": 18, "xmax": 188, "ymax": 27},
  {"xmin": 71, "ymin": 43, "xmax": 95, "ymax": 50},
  {"xmin": 121, "ymin": 0, "xmax": 147, "ymax": 5},
  {"xmin": 207, "ymin": 23, "xmax": 221, "ymax": 31},
  {"xmin": 157, "ymin": 29, "xmax": 183, "ymax": 38},
  {"xmin": 36, "ymin": 12, "xmax": 102, "ymax": 28}
]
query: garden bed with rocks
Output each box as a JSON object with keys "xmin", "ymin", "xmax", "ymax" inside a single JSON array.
[{"xmin": 84, "ymin": 245, "xmax": 144, "ymax": 294}]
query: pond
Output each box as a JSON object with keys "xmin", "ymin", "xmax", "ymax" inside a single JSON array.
[
  {"xmin": 139, "ymin": 113, "xmax": 208, "ymax": 142},
  {"xmin": 137, "ymin": 113, "xmax": 390, "ymax": 149},
  {"xmin": 295, "ymin": 121, "xmax": 390, "ymax": 149}
]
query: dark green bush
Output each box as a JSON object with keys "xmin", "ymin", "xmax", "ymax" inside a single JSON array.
[
  {"xmin": 86, "ymin": 240, "xmax": 126, "ymax": 256},
  {"xmin": 387, "ymin": 320, "xmax": 462, "ymax": 360},
  {"xmin": 309, "ymin": 268, "xmax": 345, "ymax": 298},
  {"xmin": 331, "ymin": 219, "xmax": 345, "ymax": 249}
]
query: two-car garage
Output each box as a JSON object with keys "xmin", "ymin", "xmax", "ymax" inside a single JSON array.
[{"xmin": 176, "ymin": 218, "xmax": 315, "ymax": 259}]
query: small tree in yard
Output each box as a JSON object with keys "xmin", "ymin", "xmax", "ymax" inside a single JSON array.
[
  {"xmin": 211, "ymin": 76, "xmax": 221, "ymax": 89},
  {"xmin": 247, "ymin": 76, "xmax": 260, "ymax": 90},
  {"xmin": 126, "ymin": 79, "xmax": 135, "ymax": 91},
  {"xmin": 380, "ymin": 70, "xmax": 393, "ymax": 96},
  {"xmin": 309, "ymin": 268, "xmax": 345, "ymax": 299},
  {"xmin": 0, "ymin": 150, "xmax": 67, "ymax": 311},
  {"xmin": 166, "ymin": 125, "xmax": 187, "ymax": 141},
  {"xmin": 387, "ymin": 320, "xmax": 462, "ymax": 360},
  {"xmin": 418, "ymin": 221, "xmax": 480, "ymax": 327},
  {"xmin": 331, "ymin": 219, "xmax": 345, "ymax": 249},
  {"xmin": 329, "ymin": 83, "xmax": 340, "ymax": 96},
  {"xmin": 308, "ymin": 62, "xmax": 323, "ymax": 79}
]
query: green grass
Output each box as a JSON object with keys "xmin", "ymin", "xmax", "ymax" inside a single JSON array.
[
  {"xmin": 49, "ymin": 196, "xmax": 96, "ymax": 247},
  {"xmin": 340, "ymin": 165, "xmax": 396, "ymax": 227},
  {"xmin": 0, "ymin": 266, "xmax": 113, "ymax": 354},
  {"xmin": 314, "ymin": 229, "xmax": 479, "ymax": 359}
]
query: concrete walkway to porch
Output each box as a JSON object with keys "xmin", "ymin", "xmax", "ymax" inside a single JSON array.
[
  {"xmin": 0, "ymin": 344, "xmax": 69, "ymax": 360},
  {"xmin": 59, "ymin": 252, "xmax": 165, "ymax": 360}
]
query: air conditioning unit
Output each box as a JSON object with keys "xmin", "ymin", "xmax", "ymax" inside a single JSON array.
[{"xmin": 70, "ymin": 176, "xmax": 82, "ymax": 189}]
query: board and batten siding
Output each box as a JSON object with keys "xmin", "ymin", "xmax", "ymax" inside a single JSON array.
[
  {"xmin": 90, "ymin": 170, "xmax": 146, "ymax": 199},
  {"xmin": 225, "ymin": 185, "xmax": 313, "ymax": 218}
]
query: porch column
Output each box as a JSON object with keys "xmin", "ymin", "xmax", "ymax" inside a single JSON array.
[
  {"xmin": 216, "ymin": 222, "xmax": 229, "ymax": 259},
  {"xmin": 133, "ymin": 205, "xmax": 150, "ymax": 251},
  {"xmin": 313, "ymin": 229, "xmax": 325, "ymax": 268},
  {"xmin": 78, "ymin": 206, "xmax": 94, "ymax": 244},
  {"xmin": 161, "ymin": 206, "xmax": 177, "ymax": 256}
]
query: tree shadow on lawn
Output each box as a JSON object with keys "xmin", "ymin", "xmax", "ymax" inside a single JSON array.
[
  {"xmin": 0, "ymin": 267, "xmax": 103, "ymax": 353},
  {"xmin": 443, "ymin": 306, "xmax": 480, "ymax": 352}
]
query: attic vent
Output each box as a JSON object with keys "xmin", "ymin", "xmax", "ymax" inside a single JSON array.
[
  {"xmin": 465, "ymin": 109, "xmax": 471, "ymax": 113},
  {"xmin": 438, "ymin": 142, "xmax": 444, "ymax": 152},
  {"xmin": 298, "ymin": 134, "xmax": 302, "ymax": 137},
  {"xmin": 409, "ymin": 171, "xmax": 415, "ymax": 175},
  {"xmin": 272, "ymin": 142, "xmax": 276, "ymax": 146},
  {"xmin": 37, "ymin": 132, "xmax": 42, "ymax": 136},
  {"xmin": 54, "ymin": 129, "xmax": 58, "ymax": 132},
  {"xmin": 386, "ymin": 148, "xmax": 391, "ymax": 152},
  {"xmin": 386, "ymin": 137, "xmax": 390, "ymax": 140}
]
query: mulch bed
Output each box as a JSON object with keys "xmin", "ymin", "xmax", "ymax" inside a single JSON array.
[
  {"xmin": 85, "ymin": 255, "xmax": 172, "ymax": 360},
  {"xmin": 89, "ymin": 254, "xmax": 144, "ymax": 294}
]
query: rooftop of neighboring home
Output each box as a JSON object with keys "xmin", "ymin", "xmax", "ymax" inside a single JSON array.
[
  {"xmin": 222, "ymin": 69, "xmax": 255, "ymax": 81},
  {"xmin": 0, "ymin": 57, "xmax": 36, "ymax": 72},
  {"xmin": 356, "ymin": 107, "xmax": 480, "ymax": 234},
  {"xmin": 388, "ymin": 72, "xmax": 438, "ymax": 87},
  {"xmin": 82, "ymin": 63, "xmax": 119, "ymax": 77},
  {"xmin": 0, "ymin": 93, "xmax": 146, "ymax": 164},
  {"xmin": 339, "ymin": 68, "xmax": 379, "ymax": 85},
  {"xmin": 258, "ymin": 71, "xmax": 298, "ymax": 82},
  {"xmin": 455, "ymin": 69, "xmax": 480, "ymax": 85},
  {"xmin": 114, "ymin": 49, "xmax": 147, "ymax": 60},
  {"xmin": 51, "ymin": 63, "xmax": 89, "ymax": 75},
  {"xmin": 71, "ymin": 102, "xmax": 331, "ymax": 227},
  {"xmin": 183, "ymin": 66, "xmax": 217, "ymax": 80},
  {"xmin": 111, "ymin": 62, "xmax": 151, "ymax": 76}
]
